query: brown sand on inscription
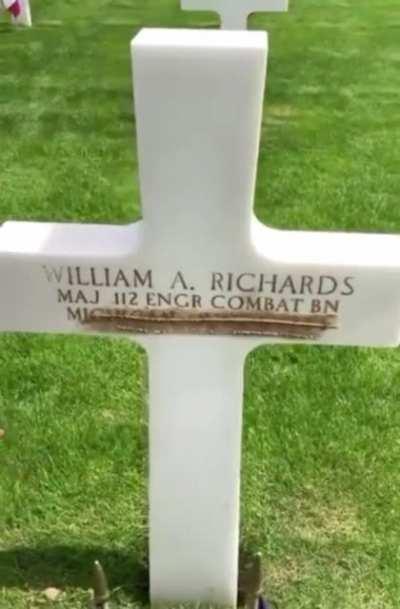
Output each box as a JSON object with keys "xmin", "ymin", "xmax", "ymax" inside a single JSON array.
[{"xmin": 84, "ymin": 308, "xmax": 338, "ymax": 340}]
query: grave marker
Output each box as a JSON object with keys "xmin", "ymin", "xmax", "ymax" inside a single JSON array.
[
  {"xmin": 181, "ymin": 0, "xmax": 288, "ymax": 30},
  {"xmin": 1, "ymin": 27, "xmax": 400, "ymax": 609}
]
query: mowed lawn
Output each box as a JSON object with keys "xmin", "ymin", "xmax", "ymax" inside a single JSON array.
[{"xmin": 1, "ymin": 0, "xmax": 400, "ymax": 607}]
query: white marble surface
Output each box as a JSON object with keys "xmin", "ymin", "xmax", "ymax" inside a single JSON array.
[
  {"xmin": 181, "ymin": 0, "xmax": 288, "ymax": 30},
  {"xmin": 1, "ymin": 28, "xmax": 400, "ymax": 606}
]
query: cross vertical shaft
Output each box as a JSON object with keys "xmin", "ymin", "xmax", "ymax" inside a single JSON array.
[
  {"xmin": 132, "ymin": 30, "xmax": 268, "ymax": 605},
  {"xmin": 147, "ymin": 338, "xmax": 247, "ymax": 605},
  {"xmin": 132, "ymin": 29, "xmax": 267, "ymax": 263}
]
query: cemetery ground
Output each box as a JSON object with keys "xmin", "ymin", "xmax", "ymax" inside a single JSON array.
[{"xmin": 0, "ymin": 0, "xmax": 400, "ymax": 607}]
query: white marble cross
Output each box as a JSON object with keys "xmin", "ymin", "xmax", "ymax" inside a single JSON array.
[
  {"xmin": 1, "ymin": 28, "xmax": 400, "ymax": 607},
  {"xmin": 181, "ymin": 0, "xmax": 288, "ymax": 30}
]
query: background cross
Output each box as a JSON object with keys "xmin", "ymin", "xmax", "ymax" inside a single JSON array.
[{"xmin": 181, "ymin": 0, "xmax": 289, "ymax": 30}]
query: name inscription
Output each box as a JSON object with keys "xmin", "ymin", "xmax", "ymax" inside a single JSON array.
[{"xmin": 42, "ymin": 265, "xmax": 355, "ymax": 337}]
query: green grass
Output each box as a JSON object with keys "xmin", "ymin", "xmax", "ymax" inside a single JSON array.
[{"xmin": 1, "ymin": 0, "xmax": 400, "ymax": 607}]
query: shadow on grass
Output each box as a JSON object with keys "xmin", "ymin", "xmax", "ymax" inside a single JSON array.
[
  {"xmin": 0, "ymin": 544, "xmax": 148, "ymax": 601},
  {"xmin": 0, "ymin": 24, "xmax": 15, "ymax": 34}
]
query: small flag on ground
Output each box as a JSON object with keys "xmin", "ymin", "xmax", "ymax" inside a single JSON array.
[
  {"xmin": 3, "ymin": 0, "xmax": 21, "ymax": 16},
  {"xmin": 2, "ymin": 0, "xmax": 31, "ymax": 25}
]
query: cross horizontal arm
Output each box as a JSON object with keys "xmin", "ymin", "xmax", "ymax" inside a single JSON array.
[
  {"xmin": 248, "ymin": 220, "xmax": 400, "ymax": 347},
  {"xmin": 2, "ymin": 218, "xmax": 400, "ymax": 347},
  {"xmin": 147, "ymin": 336, "xmax": 247, "ymax": 606},
  {"xmin": 0, "ymin": 221, "xmax": 142, "ymax": 333},
  {"xmin": 132, "ymin": 29, "xmax": 267, "ymax": 256}
]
